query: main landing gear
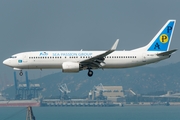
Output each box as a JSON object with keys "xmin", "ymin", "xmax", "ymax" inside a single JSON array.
[
  {"xmin": 88, "ymin": 69, "xmax": 93, "ymax": 77},
  {"xmin": 19, "ymin": 70, "xmax": 23, "ymax": 76}
]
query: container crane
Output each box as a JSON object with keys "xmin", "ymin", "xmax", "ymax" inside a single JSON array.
[{"xmin": 58, "ymin": 83, "xmax": 70, "ymax": 100}]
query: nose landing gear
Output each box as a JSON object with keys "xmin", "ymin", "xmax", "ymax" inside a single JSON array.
[
  {"xmin": 19, "ymin": 70, "xmax": 23, "ymax": 76},
  {"xmin": 88, "ymin": 70, "xmax": 93, "ymax": 77}
]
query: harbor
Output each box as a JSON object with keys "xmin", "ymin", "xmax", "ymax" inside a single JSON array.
[{"xmin": 1, "ymin": 71, "xmax": 180, "ymax": 107}]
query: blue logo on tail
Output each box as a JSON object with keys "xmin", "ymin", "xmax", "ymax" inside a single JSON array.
[{"xmin": 148, "ymin": 21, "xmax": 175, "ymax": 51}]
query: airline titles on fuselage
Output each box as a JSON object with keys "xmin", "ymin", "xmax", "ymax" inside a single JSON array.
[{"xmin": 39, "ymin": 52, "xmax": 93, "ymax": 57}]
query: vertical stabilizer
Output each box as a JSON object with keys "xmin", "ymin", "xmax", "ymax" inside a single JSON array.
[
  {"xmin": 132, "ymin": 20, "xmax": 176, "ymax": 52},
  {"xmin": 147, "ymin": 20, "xmax": 176, "ymax": 52}
]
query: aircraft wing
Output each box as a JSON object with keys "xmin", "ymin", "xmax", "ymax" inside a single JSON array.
[
  {"xmin": 157, "ymin": 49, "xmax": 177, "ymax": 56},
  {"xmin": 80, "ymin": 39, "xmax": 119, "ymax": 68}
]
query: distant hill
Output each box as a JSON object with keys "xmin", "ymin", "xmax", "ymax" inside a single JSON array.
[{"xmin": 4, "ymin": 62, "xmax": 180, "ymax": 98}]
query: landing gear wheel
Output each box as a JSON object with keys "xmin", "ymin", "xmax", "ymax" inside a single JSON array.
[
  {"xmin": 88, "ymin": 70, "xmax": 93, "ymax": 77},
  {"xmin": 19, "ymin": 71, "xmax": 23, "ymax": 76}
]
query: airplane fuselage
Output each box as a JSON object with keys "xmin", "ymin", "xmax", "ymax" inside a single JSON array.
[{"xmin": 3, "ymin": 51, "xmax": 169, "ymax": 70}]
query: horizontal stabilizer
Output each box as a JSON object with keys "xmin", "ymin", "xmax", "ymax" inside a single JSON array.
[{"xmin": 157, "ymin": 49, "xmax": 177, "ymax": 56}]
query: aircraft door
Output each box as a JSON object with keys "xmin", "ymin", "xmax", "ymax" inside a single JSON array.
[{"xmin": 23, "ymin": 54, "xmax": 28, "ymax": 63}]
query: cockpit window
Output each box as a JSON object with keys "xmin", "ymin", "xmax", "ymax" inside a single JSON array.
[{"xmin": 10, "ymin": 56, "xmax": 17, "ymax": 58}]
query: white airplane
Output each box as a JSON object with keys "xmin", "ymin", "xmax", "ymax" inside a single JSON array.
[
  {"xmin": 3, "ymin": 20, "xmax": 177, "ymax": 77},
  {"xmin": 143, "ymin": 91, "xmax": 180, "ymax": 98}
]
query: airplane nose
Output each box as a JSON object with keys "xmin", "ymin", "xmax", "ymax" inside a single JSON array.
[{"xmin": 3, "ymin": 59, "xmax": 9, "ymax": 66}]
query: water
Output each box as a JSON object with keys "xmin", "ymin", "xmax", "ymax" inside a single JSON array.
[{"xmin": 0, "ymin": 106, "xmax": 180, "ymax": 120}]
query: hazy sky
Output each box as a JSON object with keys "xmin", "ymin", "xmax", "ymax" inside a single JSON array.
[{"xmin": 0, "ymin": 0, "xmax": 180, "ymax": 85}]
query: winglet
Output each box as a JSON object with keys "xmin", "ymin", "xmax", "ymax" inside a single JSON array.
[{"xmin": 111, "ymin": 39, "xmax": 119, "ymax": 50}]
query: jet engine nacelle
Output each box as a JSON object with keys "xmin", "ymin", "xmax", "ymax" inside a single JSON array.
[{"xmin": 62, "ymin": 62, "xmax": 80, "ymax": 73}]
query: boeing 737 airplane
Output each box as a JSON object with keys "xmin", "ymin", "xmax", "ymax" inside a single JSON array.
[{"xmin": 3, "ymin": 20, "xmax": 177, "ymax": 77}]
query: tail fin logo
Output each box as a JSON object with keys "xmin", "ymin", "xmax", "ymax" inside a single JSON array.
[
  {"xmin": 147, "ymin": 20, "xmax": 175, "ymax": 52},
  {"xmin": 160, "ymin": 34, "xmax": 168, "ymax": 43}
]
